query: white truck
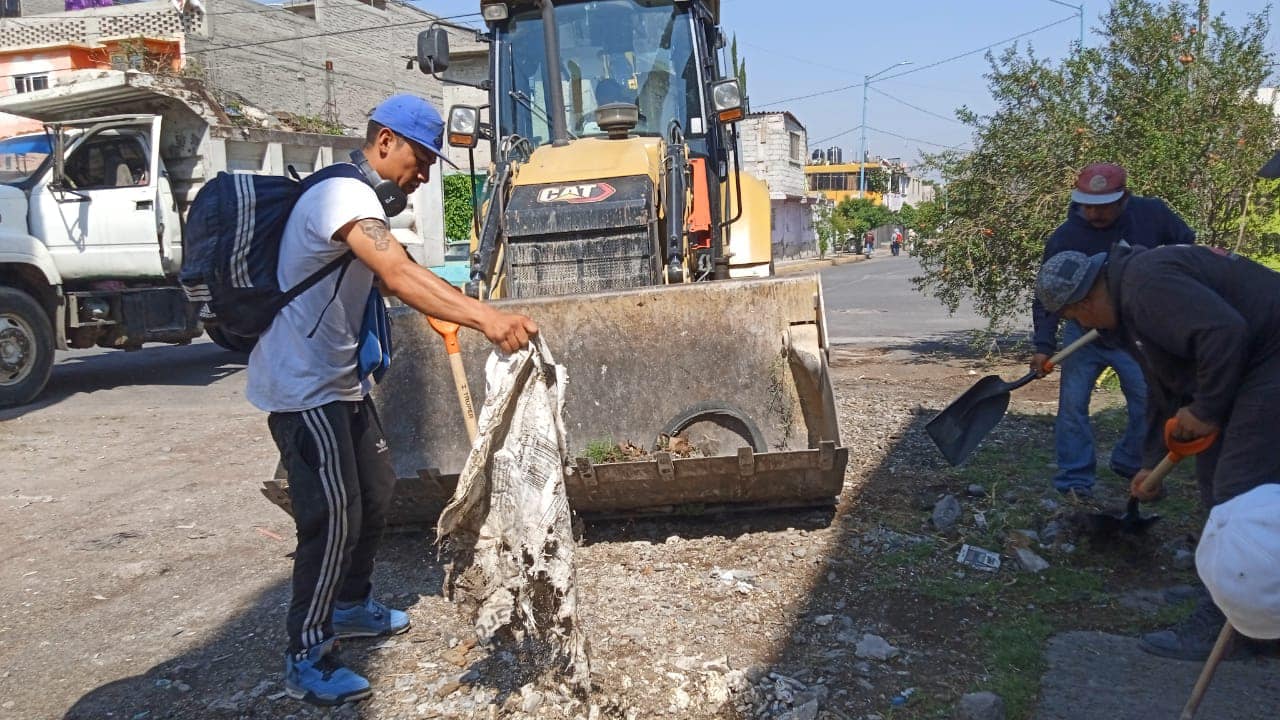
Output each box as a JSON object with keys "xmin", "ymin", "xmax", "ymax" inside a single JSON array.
[{"xmin": 0, "ymin": 71, "xmax": 445, "ymax": 408}]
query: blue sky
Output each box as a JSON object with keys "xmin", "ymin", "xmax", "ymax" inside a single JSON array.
[{"xmin": 413, "ymin": 0, "xmax": 1275, "ymax": 166}]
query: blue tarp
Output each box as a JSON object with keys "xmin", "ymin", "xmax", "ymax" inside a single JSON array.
[{"xmin": 0, "ymin": 135, "xmax": 52, "ymax": 155}]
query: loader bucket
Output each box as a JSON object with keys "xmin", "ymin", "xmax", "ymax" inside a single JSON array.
[{"xmin": 262, "ymin": 275, "xmax": 847, "ymax": 522}]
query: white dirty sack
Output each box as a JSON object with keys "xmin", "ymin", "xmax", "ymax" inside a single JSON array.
[{"xmin": 436, "ymin": 336, "xmax": 590, "ymax": 688}]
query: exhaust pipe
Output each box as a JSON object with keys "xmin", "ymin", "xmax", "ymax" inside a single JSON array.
[{"xmin": 539, "ymin": 0, "xmax": 569, "ymax": 147}]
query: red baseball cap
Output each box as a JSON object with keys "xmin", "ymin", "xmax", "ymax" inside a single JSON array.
[{"xmin": 1071, "ymin": 163, "xmax": 1127, "ymax": 205}]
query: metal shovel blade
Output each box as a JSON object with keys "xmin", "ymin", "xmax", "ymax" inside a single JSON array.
[
  {"xmin": 1085, "ymin": 496, "xmax": 1161, "ymax": 538},
  {"xmin": 926, "ymin": 372, "xmax": 1031, "ymax": 466}
]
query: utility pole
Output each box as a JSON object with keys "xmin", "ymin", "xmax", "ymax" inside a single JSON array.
[
  {"xmin": 858, "ymin": 60, "xmax": 910, "ymax": 200},
  {"xmin": 1047, "ymin": 0, "xmax": 1085, "ymax": 50}
]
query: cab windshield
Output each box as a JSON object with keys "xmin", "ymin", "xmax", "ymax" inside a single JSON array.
[
  {"xmin": 0, "ymin": 133, "xmax": 52, "ymax": 186},
  {"xmin": 497, "ymin": 0, "xmax": 702, "ymax": 145}
]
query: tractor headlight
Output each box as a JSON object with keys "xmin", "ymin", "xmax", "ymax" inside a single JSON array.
[
  {"xmin": 448, "ymin": 105, "xmax": 479, "ymax": 148},
  {"xmin": 481, "ymin": 1, "xmax": 508, "ymax": 22},
  {"xmin": 710, "ymin": 79, "xmax": 744, "ymax": 123}
]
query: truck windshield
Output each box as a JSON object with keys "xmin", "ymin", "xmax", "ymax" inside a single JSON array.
[
  {"xmin": 0, "ymin": 133, "xmax": 52, "ymax": 186},
  {"xmin": 497, "ymin": 0, "xmax": 702, "ymax": 145}
]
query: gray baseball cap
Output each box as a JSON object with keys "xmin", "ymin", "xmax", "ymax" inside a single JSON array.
[{"xmin": 1037, "ymin": 251, "xmax": 1107, "ymax": 313}]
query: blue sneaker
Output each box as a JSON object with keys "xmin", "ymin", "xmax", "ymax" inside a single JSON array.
[
  {"xmin": 332, "ymin": 595, "xmax": 410, "ymax": 639},
  {"xmin": 284, "ymin": 639, "xmax": 371, "ymax": 706}
]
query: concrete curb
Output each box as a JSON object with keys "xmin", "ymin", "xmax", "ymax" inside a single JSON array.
[{"xmin": 774, "ymin": 254, "xmax": 865, "ymax": 276}]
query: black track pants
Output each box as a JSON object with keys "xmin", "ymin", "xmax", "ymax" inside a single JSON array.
[{"xmin": 267, "ymin": 397, "xmax": 395, "ymax": 657}]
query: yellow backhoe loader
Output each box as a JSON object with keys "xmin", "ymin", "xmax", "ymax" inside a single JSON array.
[{"xmin": 263, "ymin": 0, "xmax": 848, "ymax": 522}]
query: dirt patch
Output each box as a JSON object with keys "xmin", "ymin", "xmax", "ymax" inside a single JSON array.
[{"xmin": 0, "ymin": 340, "xmax": 1238, "ymax": 719}]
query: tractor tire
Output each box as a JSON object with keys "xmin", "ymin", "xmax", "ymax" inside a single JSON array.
[
  {"xmin": 0, "ymin": 286, "xmax": 54, "ymax": 408},
  {"xmin": 206, "ymin": 326, "xmax": 257, "ymax": 354}
]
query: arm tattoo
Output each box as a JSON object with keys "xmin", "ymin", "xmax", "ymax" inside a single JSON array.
[{"xmin": 357, "ymin": 219, "xmax": 393, "ymax": 251}]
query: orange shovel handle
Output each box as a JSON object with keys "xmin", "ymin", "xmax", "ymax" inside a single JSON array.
[
  {"xmin": 1137, "ymin": 419, "xmax": 1220, "ymax": 494},
  {"xmin": 426, "ymin": 315, "xmax": 478, "ymax": 443},
  {"xmin": 1163, "ymin": 417, "xmax": 1218, "ymax": 459},
  {"xmin": 427, "ymin": 315, "xmax": 462, "ymax": 355}
]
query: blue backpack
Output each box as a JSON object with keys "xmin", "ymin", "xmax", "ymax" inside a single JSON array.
[{"xmin": 180, "ymin": 163, "xmax": 367, "ymax": 338}]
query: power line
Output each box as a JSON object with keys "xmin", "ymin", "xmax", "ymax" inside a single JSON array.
[
  {"xmin": 877, "ymin": 15, "xmax": 1077, "ymax": 82},
  {"xmin": 186, "ymin": 10, "xmax": 478, "ymax": 54},
  {"xmin": 810, "ymin": 125, "xmax": 861, "ymax": 145},
  {"xmin": 741, "ymin": 39, "xmax": 846, "ymax": 75},
  {"xmin": 866, "ymin": 125, "xmax": 969, "ymax": 150},
  {"xmin": 755, "ymin": 14, "xmax": 1078, "ymax": 108},
  {"xmin": 810, "ymin": 124, "xmax": 968, "ymax": 151},
  {"xmin": 869, "ymin": 86, "xmax": 965, "ymax": 125}
]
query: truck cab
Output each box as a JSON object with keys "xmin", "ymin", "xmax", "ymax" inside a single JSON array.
[{"xmin": 0, "ymin": 70, "xmax": 448, "ymax": 408}]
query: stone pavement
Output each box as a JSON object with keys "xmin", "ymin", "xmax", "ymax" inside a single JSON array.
[{"xmin": 1035, "ymin": 631, "xmax": 1280, "ymax": 719}]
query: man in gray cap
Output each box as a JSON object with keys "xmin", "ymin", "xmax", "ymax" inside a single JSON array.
[
  {"xmin": 1037, "ymin": 243, "xmax": 1280, "ymax": 660},
  {"xmin": 1030, "ymin": 163, "xmax": 1195, "ymax": 501}
]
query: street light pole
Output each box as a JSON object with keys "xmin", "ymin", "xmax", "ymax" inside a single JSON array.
[
  {"xmin": 857, "ymin": 60, "xmax": 911, "ymax": 200},
  {"xmin": 1047, "ymin": 0, "xmax": 1085, "ymax": 49}
]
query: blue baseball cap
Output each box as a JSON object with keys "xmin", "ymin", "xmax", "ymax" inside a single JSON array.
[{"xmin": 370, "ymin": 94, "xmax": 457, "ymax": 168}]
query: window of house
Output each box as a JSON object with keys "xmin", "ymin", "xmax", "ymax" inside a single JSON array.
[
  {"xmin": 0, "ymin": 0, "xmax": 20, "ymax": 18},
  {"xmin": 789, "ymin": 131, "xmax": 803, "ymax": 164},
  {"xmin": 357, "ymin": 0, "xmax": 386, "ymax": 9},
  {"xmin": 14, "ymin": 74, "xmax": 48, "ymax": 94},
  {"xmin": 283, "ymin": 0, "xmax": 316, "ymax": 19}
]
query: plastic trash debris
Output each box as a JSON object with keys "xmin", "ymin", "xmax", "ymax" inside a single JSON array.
[{"xmin": 956, "ymin": 544, "xmax": 1001, "ymax": 572}]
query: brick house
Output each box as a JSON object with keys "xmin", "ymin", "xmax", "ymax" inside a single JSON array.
[{"xmin": 737, "ymin": 110, "xmax": 820, "ymax": 260}]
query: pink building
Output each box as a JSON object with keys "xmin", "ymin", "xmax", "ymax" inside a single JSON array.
[{"xmin": 0, "ymin": 33, "xmax": 183, "ymax": 137}]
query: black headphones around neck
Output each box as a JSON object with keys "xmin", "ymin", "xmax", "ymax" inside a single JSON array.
[{"xmin": 349, "ymin": 150, "xmax": 408, "ymax": 217}]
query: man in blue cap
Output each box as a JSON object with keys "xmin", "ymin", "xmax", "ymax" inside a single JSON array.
[
  {"xmin": 246, "ymin": 94, "xmax": 538, "ymax": 706},
  {"xmin": 1030, "ymin": 163, "xmax": 1195, "ymax": 502}
]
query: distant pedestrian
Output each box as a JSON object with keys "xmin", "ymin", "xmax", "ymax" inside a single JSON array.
[{"xmin": 890, "ymin": 228, "xmax": 903, "ymax": 256}]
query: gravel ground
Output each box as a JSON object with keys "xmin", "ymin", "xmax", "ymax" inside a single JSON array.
[{"xmin": 7, "ymin": 338, "xmax": 1252, "ymax": 720}]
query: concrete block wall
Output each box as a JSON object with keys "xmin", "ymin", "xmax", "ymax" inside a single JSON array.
[
  {"xmin": 188, "ymin": 0, "xmax": 465, "ymax": 130},
  {"xmin": 1, "ymin": 1, "xmax": 203, "ymax": 47},
  {"xmin": 738, "ymin": 111, "xmax": 805, "ymax": 197}
]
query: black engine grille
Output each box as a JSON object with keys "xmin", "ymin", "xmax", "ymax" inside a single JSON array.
[{"xmin": 507, "ymin": 228, "xmax": 656, "ymax": 298}]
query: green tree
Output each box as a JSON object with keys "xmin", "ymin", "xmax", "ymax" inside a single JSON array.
[
  {"xmin": 897, "ymin": 199, "xmax": 947, "ymax": 238},
  {"xmin": 443, "ymin": 173, "xmax": 480, "ymax": 243},
  {"xmin": 730, "ymin": 34, "xmax": 748, "ymax": 102},
  {"xmin": 836, "ymin": 197, "xmax": 895, "ymax": 238},
  {"xmin": 913, "ymin": 0, "xmax": 1278, "ymax": 324},
  {"xmin": 813, "ymin": 202, "xmax": 848, "ymax": 256}
]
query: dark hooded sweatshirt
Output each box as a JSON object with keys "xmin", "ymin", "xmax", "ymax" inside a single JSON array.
[
  {"xmin": 1102, "ymin": 243, "xmax": 1280, "ymax": 504},
  {"xmin": 1032, "ymin": 196, "xmax": 1196, "ymax": 354}
]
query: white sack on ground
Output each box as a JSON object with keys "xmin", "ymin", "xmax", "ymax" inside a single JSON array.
[{"xmin": 436, "ymin": 336, "xmax": 590, "ymax": 688}]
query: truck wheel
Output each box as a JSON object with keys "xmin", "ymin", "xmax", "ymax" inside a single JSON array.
[
  {"xmin": 0, "ymin": 287, "xmax": 54, "ymax": 408},
  {"xmin": 206, "ymin": 326, "xmax": 257, "ymax": 354}
]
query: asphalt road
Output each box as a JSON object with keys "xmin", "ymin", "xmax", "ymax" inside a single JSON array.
[{"xmin": 816, "ymin": 252, "xmax": 997, "ymax": 346}]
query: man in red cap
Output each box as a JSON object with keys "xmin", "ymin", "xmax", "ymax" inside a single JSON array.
[{"xmin": 1029, "ymin": 163, "xmax": 1195, "ymax": 505}]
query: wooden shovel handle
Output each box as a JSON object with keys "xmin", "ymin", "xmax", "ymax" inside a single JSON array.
[
  {"xmin": 1180, "ymin": 622, "xmax": 1235, "ymax": 720},
  {"xmin": 427, "ymin": 315, "xmax": 478, "ymax": 444},
  {"xmin": 447, "ymin": 352, "xmax": 478, "ymax": 443},
  {"xmin": 1043, "ymin": 329, "xmax": 1100, "ymax": 373},
  {"xmin": 1139, "ymin": 452, "xmax": 1180, "ymax": 493}
]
